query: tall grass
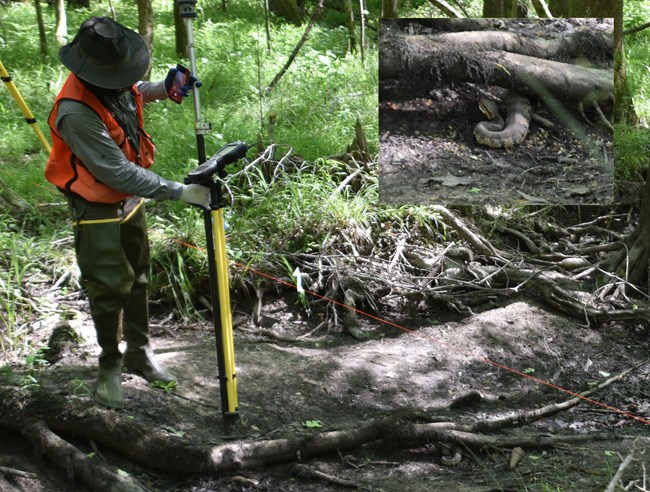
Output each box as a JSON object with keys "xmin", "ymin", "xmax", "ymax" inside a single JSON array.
[
  {"xmin": 3, "ymin": 0, "xmax": 650, "ymax": 328},
  {"xmin": 1, "ymin": 0, "xmax": 378, "ymax": 183},
  {"xmin": 625, "ymin": 0, "xmax": 650, "ymax": 121},
  {"xmin": 0, "ymin": 0, "xmax": 380, "ymax": 320},
  {"xmin": 0, "ymin": 216, "xmax": 36, "ymax": 355}
]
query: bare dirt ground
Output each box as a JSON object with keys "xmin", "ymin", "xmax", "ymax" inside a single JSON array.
[
  {"xmin": 378, "ymin": 81, "xmax": 615, "ymax": 207},
  {"xmin": 2, "ymin": 290, "xmax": 650, "ymax": 491}
]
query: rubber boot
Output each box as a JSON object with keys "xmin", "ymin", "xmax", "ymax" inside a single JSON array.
[
  {"xmin": 124, "ymin": 343, "xmax": 177, "ymax": 384},
  {"xmin": 93, "ymin": 313, "xmax": 125, "ymax": 408},
  {"xmin": 122, "ymin": 276, "xmax": 177, "ymax": 384},
  {"xmin": 95, "ymin": 357, "xmax": 124, "ymax": 408}
]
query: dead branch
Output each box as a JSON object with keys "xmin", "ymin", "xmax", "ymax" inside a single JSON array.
[
  {"xmin": 0, "ymin": 466, "xmax": 37, "ymax": 478},
  {"xmin": 624, "ymin": 20, "xmax": 650, "ymax": 36},
  {"xmin": 0, "ymin": 366, "xmax": 643, "ymax": 491},
  {"xmin": 0, "ymin": 177, "xmax": 32, "ymax": 219},
  {"xmin": 239, "ymin": 326, "xmax": 326, "ymax": 345},
  {"xmin": 471, "ymin": 361, "xmax": 647, "ymax": 433},
  {"xmin": 604, "ymin": 443, "xmax": 637, "ymax": 492},
  {"xmin": 530, "ymin": 0, "xmax": 553, "ymax": 18},
  {"xmin": 292, "ymin": 463, "xmax": 364, "ymax": 489},
  {"xmin": 265, "ymin": 0, "xmax": 324, "ymax": 95},
  {"xmin": 427, "ymin": 0, "xmax": 462, "ymax": 18},
  {"xmin": 479, "ymin": 265, "xmax": 650, "ymax": 324},
  {"xmin": 431, "ymin": 205, "xmax": 502, "ymax": 259}
]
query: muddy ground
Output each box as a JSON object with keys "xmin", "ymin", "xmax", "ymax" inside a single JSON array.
[
  {"xmin": 2, "ymin": 289, "xmax": 650, "ymax": 491},
  {"xmin": 378, "ymin": 81, "xmax": 615, "ymax": 207}
]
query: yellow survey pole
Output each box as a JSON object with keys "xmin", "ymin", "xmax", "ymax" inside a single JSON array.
[
  {"xmin": 185, "ymin": 140, "xmax": 248, "ymax": 436},
  {"xmin": 178, "ymin": 0, "xmax": 247, "ymax": 436},
  {"xmin": 0, "ymin": 60, "xmax": 51, "ymax": 153},
  {"xmin": 213, "ymin": 208, "xmax": 238, "ymax": 413}
]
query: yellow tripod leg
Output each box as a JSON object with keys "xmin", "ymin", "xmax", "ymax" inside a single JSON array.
[
  {"xmin": 0, "ymin": 60, "xmax": 51, "ymax": 153},
  {"xmin": 212, "ymin": 208, "xmax": 238, "ymax": 414}
]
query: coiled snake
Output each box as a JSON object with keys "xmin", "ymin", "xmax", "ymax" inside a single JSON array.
[{"xmin": 473, "ymin": 92, "xmax": 532, "ymax": 149}]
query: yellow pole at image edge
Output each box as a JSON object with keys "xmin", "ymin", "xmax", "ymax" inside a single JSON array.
[{"xmin": 0, "ymin": 60, "xmax": 51, "ymax": 153}]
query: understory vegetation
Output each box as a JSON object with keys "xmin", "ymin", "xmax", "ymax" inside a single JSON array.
[
  {"xmin": 0, "ymin": 0, "xmax": 386, "ymax": 330},
  {"xmin": 1, "ymin": 0, "xmax": 650, "ymax": 353},
  {"xmin": 1, "ymin": 1, "xmax": 649, "ymax": 352}
]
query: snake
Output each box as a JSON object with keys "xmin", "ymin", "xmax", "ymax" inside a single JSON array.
[{"xmin": 473, "ymin": 91, "xmax": 532, "ymax": 149}]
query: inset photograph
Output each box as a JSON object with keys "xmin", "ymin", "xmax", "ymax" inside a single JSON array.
[{"xmin": 379, "ymin": 18, "xmax": 614, "ymax": 206}]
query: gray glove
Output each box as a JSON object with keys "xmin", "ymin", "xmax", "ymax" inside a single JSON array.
[{"xmin": 179, "ymin": 183, "xmax": 210, "ymax": 209}]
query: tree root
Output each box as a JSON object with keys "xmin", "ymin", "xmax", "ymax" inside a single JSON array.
[
  {"xmin": 0, "ymin": 362, "xmax": 644, "ymax": 491},
  {"xmin": 292, "ymin": 463, "xmax": 364, "ymax": 489},
  {"xmin": 16, "ymin": 419, "xmax": 145, "ymax": 492}
]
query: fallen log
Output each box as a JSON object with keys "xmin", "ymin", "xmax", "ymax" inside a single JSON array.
[{"xmin": 379, "ymin": 30, "xmax": 613, "ymax": 103}]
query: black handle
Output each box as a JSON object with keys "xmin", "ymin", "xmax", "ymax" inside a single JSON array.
[{"xmin": 184, "ymin": 141, "xmax": 248, "ymax": 185}]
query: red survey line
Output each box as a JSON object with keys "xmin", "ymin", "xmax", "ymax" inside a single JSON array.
[{"xmin": 168, "ymin": 236, "xmax": 650, "ymax": 427}]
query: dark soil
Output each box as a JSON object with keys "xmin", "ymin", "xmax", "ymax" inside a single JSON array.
[
  {"xmin": 2, "ymin": 291, "xmax": 650, "ymax": 491},
  {"xmin": 378, "ymin": 18, "xmax": 615, "ymax": 207},
  {"xmin": 379, "ymin": 82, "xmax": 614, "ymax": 207}
]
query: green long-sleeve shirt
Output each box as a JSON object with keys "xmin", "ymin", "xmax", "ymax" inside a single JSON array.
[{"xmin": 53, "ymin": 80, "xmax": 183, "ymax": 201}]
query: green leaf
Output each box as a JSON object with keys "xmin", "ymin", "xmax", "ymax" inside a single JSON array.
[
  {"xmin": 151, "ymin": 380, "xmax": 178, "ymax": 394},
  {"xmin": 599, "ymin": 371, "xmax": 611, "ymax": 378},
  {"xmin": 303, "ymin": 420, "xmax": 322, "ymax": 429},
  {"xmin": 162, "ymin": 426, "xmax": 186, "ymax": 438}
]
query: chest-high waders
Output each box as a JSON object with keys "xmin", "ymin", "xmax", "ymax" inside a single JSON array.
[
  {"xmin": 69, "ymin": 194, "xmax": 177, "ymax": 408},
  {"xmin": 65, "ymin": 83, "xmax": 178, "ymax": 408}
]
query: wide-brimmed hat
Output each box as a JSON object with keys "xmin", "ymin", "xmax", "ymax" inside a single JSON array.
[{"xmin": 59, "ymin": 17, "xmax": 150, "ymax": 89}]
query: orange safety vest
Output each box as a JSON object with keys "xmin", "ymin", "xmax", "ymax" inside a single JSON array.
[{"xmin": 45, "ymin": 74, "xmax": 156, "ymax": 204}]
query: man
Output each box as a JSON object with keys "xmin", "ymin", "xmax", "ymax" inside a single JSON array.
[{"xmin": 45, "ymin": 17, "xmax": 209, "ymax": 408}]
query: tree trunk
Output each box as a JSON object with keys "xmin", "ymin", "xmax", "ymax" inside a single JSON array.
[
  {"xmin": 381, "ymin": 0, "xmax": 398, "ymax": 18},
  {"xmin": 379, "ymin": 28, "xmax": 613, "ymax": 104},
  {"xmin": 359, "ymin": 0, "xmax": 366, "ymax": 62},
  {"xmin": 548, "ymin": 0, "xmax": 569, "ymax": 17},
  {"xmin": 609, "ymin": 173, "xmax": 650, "ymax": 287},
  {"xmin": 136, "ymin": 0, "xmax": 154, "ymax": 81},
  {"xmin": 174, "ymin": 2, "xmax": 188, "ymax": 59},
  {"xmin": 264, "ymin": 0, "xmax": 272, "ymax": 52},
  {"xmin": 54, "ymin": 0, "xmax": 67, "ymax": 46},
  {"xmin": 482, "ymin": 0, "xmax": 519, "ymax": 17},
  {"xmin": 567, "ymin": 0, "xmax": 646, "ymax": 289},
  {"xmin": 34, "ymin": 0, "xmax": 47, "ymax": 60},
  {"xmin": 67, "ymin": 0, "xmax": 90, "ymax": 7},
  {"xmin": 268, "ymin": 0, "xmax": 303, "ymax": 25},
  {"xmin": 343, "ymin": 0, "xmax": 358, "ymax": 54},
  {"xmin": 0, "ymin": 178, "xmax": 31, "ymax": 219},
  {"xmin": 613, "ymin": 0, "xmax": 637, "ymax": 124},
  {"xmin": 569, "ymin": 0, "xmax": 616, "ymax": 17}
]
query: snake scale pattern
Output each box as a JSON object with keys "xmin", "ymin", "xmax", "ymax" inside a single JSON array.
[{"xmin": 473, "ymin": 91, "xmax": 532, "ymax": 149}]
